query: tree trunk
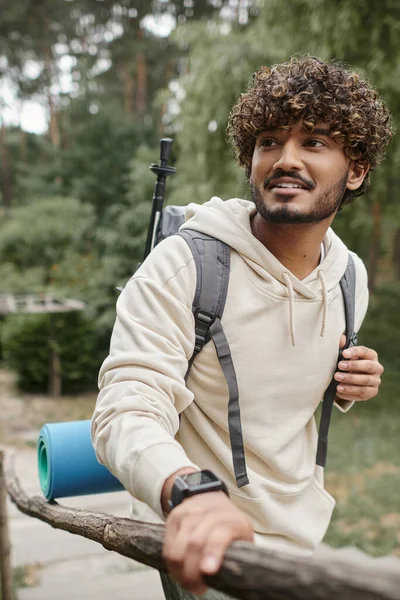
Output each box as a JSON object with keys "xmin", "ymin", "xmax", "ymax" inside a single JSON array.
[
  {"xmin": 40, "ymin": 7, "xmax": 60, "ymax": 148},
  {"xmin": 19, "ymin": 126, "xmax": 27, "ymax": 160},
  {"xmin": 120, "ymin": 65, "xmax": 135, "ymax": 115},
  {"xmin": 368, "ymin": 199, "xmax": 382, "ymax": 292},
  {"xmin": 159, "ymin": 60, "xmax": 175, "ymax": 137},
  {"xmin": 136, "ymin": 28, "xmax": 147, "ymax": 117},
  {"xmin": 393, "ymin": 228, "xmax": 400, "ymax": 280},
  {"xmin": 47, "ymin": 79, "xmax": 60, "ymax": 148},
  {"xmin": 48, "ymin": 316, "xmax": 61, "ymax": 397},
  {"xmin": 0, "ymin": 117, "xmax": 12, "ymax": 211}
]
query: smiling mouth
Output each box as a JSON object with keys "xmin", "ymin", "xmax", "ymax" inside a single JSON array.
[
  {"xmin": 269, "ymin": 184, "xmax": 310, "ymax": 195},
  {"xmin": 271, "ymin": 183, "xmax": 306, "ymax": 190}
]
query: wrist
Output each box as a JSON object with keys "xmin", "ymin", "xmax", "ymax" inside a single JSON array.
[
  {"xmin": 161, "ymin": 467, "xmax": 199, "ymax": 515},
  {"xmin": 168, "ymin": 469, "xmax": 229, "ymax": 511}
]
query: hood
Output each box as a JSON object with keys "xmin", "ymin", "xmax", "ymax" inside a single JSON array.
[{"xmin": 181, "ymin": 197, "xmax": 351, "ymax": 345}]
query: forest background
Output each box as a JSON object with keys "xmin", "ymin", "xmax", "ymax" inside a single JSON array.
[{"xmin": 1, "ymin": 0, "xmax": 400, "ymax": 557}]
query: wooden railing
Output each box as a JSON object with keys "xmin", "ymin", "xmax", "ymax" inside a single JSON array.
[{"xmin": 1, "ymin": 448, "xmax": 400, "ymax": 600}]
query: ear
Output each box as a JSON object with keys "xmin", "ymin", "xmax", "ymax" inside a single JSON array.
[{"xmin": 346, "ymin": 161, "xmax": 369, "ymax": 191}]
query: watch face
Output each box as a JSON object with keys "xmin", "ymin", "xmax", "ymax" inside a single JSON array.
[
  {"xmin": 169, "ymin": 470, "xmax": 228, "ymax": 509},
  {"xmin": 182, "ymin": 470, "xmax": 218, "ymax": 486}
]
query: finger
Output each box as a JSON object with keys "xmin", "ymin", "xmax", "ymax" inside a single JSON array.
[
  {"xmin": 338, "ymin": 359, "xmax": 384, "ymax": 375},
  {"xmin": 334, "ymin": 372, "xmax": 381, "ymax": 388},
  {"xmin": 163, "ymin": 504, "xmax": 197, "ymax": 569},
  {"xmin": 177, "ymin": 514, "xmax": 224, "ymax": 595},
  {"xmin": 163, "ymin": 510, "xmax": 196, "ymax": 569},
  {"xmin": 342, "ymin": 345, "xmax": 378, "ymax": 361},
  {"xmin": 336, "ymin": 384, "xmax": 378, "ymax": 401},
  {"xmin": 339, "ymin": 334, "xmax": 346, "ymax": 350},
  {"xmin": 200, "ymin": 526, "xmax": 236, "ymax": 577},
  {"xmin": 163, "ymin": 513, "xmax": 181, "ymax": 563}
]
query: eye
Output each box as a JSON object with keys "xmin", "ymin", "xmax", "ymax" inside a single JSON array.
[
  {"xmin": 305, "ymin": 139, "xmax": 325, "ymax": 148},
  {"xmin": 259, "ymin": 138, "xmax": 279, "ymax": 148}
]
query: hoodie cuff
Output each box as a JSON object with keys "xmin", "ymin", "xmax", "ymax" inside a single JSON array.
[
  {"xmin": 132, "ymin": 442, "xmax": 200, "ymax": 518},
  {"xmin": 334, "ymin": 397, "xmax": 354, "ymax": 413}
]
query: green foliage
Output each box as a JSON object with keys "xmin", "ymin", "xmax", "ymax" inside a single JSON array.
[
  {"xmin": 87, "ymin": 144, "xmax": 158, "ymax": 329},
  {"xmin": 360, "ymin": 283, "xmax": 400, "ymax": 372},
  {"xmin": 59, "ymin": 105, "xmax": 157, "ymax": 223},
  {"xmin": 1, "ymin": 311, "xmax": 105, "ymax": 393},
  {"xmin": 0, "ymin": 197, "xmax": 95, "ymax": 276},
  {"xmin": 0, "ymin": 264, "xmax": 47, "ymax": 295},
  {"xmin": 100, "ymin": 144, "xmax": 156, "ymax": 274},
  {"xmin": 331, "ymin": 198, "xmax": 373, "ymax": 264},
  {"xmin": 14, "ymin": 136, "xmax": 67, "ymax": 204}
]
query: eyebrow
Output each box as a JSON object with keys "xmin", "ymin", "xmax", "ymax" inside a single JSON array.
[
  {"xmin": 310, "ymin": 127, "xmax": 331, "ymax": 137},
  {"xmin": 259, "ymin": 126, "xmax": 332, "ymax": 137}
]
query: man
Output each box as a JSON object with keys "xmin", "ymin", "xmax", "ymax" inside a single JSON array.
[{"xmin": 92, "ymin": 56, "xmax": 390, "ymax": 599}]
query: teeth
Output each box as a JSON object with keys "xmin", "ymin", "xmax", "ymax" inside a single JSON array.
[{"xmin": 274, "ymin": 183, "xmax": 303, "ymax": 189}]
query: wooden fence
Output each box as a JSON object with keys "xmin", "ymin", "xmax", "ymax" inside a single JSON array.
[{"xmin": 1, "ymin": 448, "xmax": 400, "ymax": 600}]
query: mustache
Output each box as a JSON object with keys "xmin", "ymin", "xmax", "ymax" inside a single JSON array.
[{"xmin": 264, "ymin": 170, "xmax": 315, "ymax": 190}]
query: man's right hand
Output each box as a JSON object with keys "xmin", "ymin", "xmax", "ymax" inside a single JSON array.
[{"xmin": 162, "ymin": 478, "xmax": 254, "ymax": 595}]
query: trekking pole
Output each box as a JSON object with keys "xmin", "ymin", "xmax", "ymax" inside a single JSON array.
[{"xmin": 143, "ymin": 138, "xmax": 176, "ymax": 262}]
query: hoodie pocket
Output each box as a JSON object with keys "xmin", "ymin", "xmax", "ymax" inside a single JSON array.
[{"xmin": 228, "ymin": 476, "xmax": 335, "ymax": 552}]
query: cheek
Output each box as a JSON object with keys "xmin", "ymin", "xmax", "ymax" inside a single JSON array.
[
  {"xmin": 250, "ymin": 152, "xmax": 269, "ymax": 183},
  {"xmin": 250, "ymin": 151, "xmax": 259, "ymax": 173},
  {"xmin": 315, "ymin": 155, "xmax": 349, "ymax": 184}
]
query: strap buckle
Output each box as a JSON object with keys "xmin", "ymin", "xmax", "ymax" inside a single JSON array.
[
  {"xmin": 338, "ymin": 331, "xmax": 358, "ymax": 362},
  {"xmin": 349, "ymin": 332, "xmax": 357, "ymax": 347},
  {"xmin": 195, "ymin": 310, "xmax": 214, "ymax": 325},
  {"xmin": 193, "ymin": 310, "xmax": 215, "ymax": 353}
]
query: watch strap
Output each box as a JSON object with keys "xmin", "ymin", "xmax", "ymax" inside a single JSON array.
[{"xmin": 169, "ymin": 470, "xmax": 229, "ymax": 510}]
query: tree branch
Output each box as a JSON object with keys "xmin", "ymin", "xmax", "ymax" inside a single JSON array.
[{"xmin": 4, "ymin": 450, "xmax": 400, "ymax": 600}]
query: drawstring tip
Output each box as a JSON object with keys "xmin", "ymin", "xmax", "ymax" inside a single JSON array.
[{"xmin": 318, "ymin": 270, "xmax": 328, "ymax": 340}]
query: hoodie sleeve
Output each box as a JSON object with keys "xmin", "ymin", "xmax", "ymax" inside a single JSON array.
[
  {"xmin": 91, "ymin": 236, "xmax": 200, "ymax": 518},
  {"xmin": 334, "ymin": 252, "xmax": 369, "ymax": 413}
]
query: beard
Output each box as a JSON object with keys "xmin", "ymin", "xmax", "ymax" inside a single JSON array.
[{"xmin": 251, "ymin": 169, "xmax": 349, "ymax": 225}]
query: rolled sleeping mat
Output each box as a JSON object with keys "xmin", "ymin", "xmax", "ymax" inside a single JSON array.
[{"xmin": 38, "ymin": 420, "xmax": 125, "ymax": 500}]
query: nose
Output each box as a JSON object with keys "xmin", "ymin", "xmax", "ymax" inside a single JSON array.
[{"xmin": 272, "ymin": 140, "xmax": 303, "ymax": 172}]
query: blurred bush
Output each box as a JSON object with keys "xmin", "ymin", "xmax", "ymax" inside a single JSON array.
[
  {"xmin": 1, "ymin": 311, "xmax": 107, "ymax": 394},
  {"xmin": 360, "ymin": 283, "xmax": 400, "ymax": 374}
]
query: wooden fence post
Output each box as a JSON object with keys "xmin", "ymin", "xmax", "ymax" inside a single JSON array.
[
  {"xmin": 48, "ymin": 315, "xmax": 61, "ymax": 397},
  {"xmin": 0, "ymin": 448, "xmax": 14, "ymax": 600}
]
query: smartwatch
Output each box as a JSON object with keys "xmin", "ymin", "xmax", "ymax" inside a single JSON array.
[{"xmin": 169, "ymin": 470, "xmax": 229, "ymax": 510}]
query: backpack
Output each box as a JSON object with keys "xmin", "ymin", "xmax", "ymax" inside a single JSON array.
[{"xmin": 148, "ymin": 204, "xmax": 358, "ymax": 488}]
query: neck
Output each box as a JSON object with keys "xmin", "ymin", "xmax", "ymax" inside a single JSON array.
[{"xmin": 251, "ymin": 213, "xmax": 333, "ymax": 280}]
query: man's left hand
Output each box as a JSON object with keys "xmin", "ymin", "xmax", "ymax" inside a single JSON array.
[{"xmin": 334, "ymin": 335, "xmax": 384, "ymax": 402}]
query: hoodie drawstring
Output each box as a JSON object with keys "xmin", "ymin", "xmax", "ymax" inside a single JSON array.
[
  {"xmin": 282, "ymin": 270, "xmax": 329, "ymax": 346},
  {"xmin": 318, "ymin": 270, "xmax": 328, "ymax": 338},
  {"xmin": 282, "ymin": 272, "xmax": 296, "ymax": 347}
]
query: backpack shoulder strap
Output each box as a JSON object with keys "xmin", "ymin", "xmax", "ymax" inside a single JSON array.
[
  {"xmin": 178, "ymin": 229, "xmax": 249, "ymax": 488},
  {"xmin": 316, "ymin": 253, "xmax": 357, "ymax": 467},
  {"xmin": 339, "ymin": 253, "xmax": 358, "ymax": 350},
  {"xmin": 178, "ymin": 229, "xmax": 230, "ymax": 359}
]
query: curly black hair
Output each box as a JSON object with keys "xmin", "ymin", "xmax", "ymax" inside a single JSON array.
[{"xmin": 227, "ymin": 56, "xmax": 393, "ymax": 203}]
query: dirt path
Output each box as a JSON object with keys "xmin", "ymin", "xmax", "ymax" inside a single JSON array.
[{"xmin": 0, "ymin": 370, "xmax": 97, "ymax": 447}]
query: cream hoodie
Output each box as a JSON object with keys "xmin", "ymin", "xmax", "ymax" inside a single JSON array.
[{"xmin": 92, "ymin": 197, "xmax": 369, "ymax": 557}]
